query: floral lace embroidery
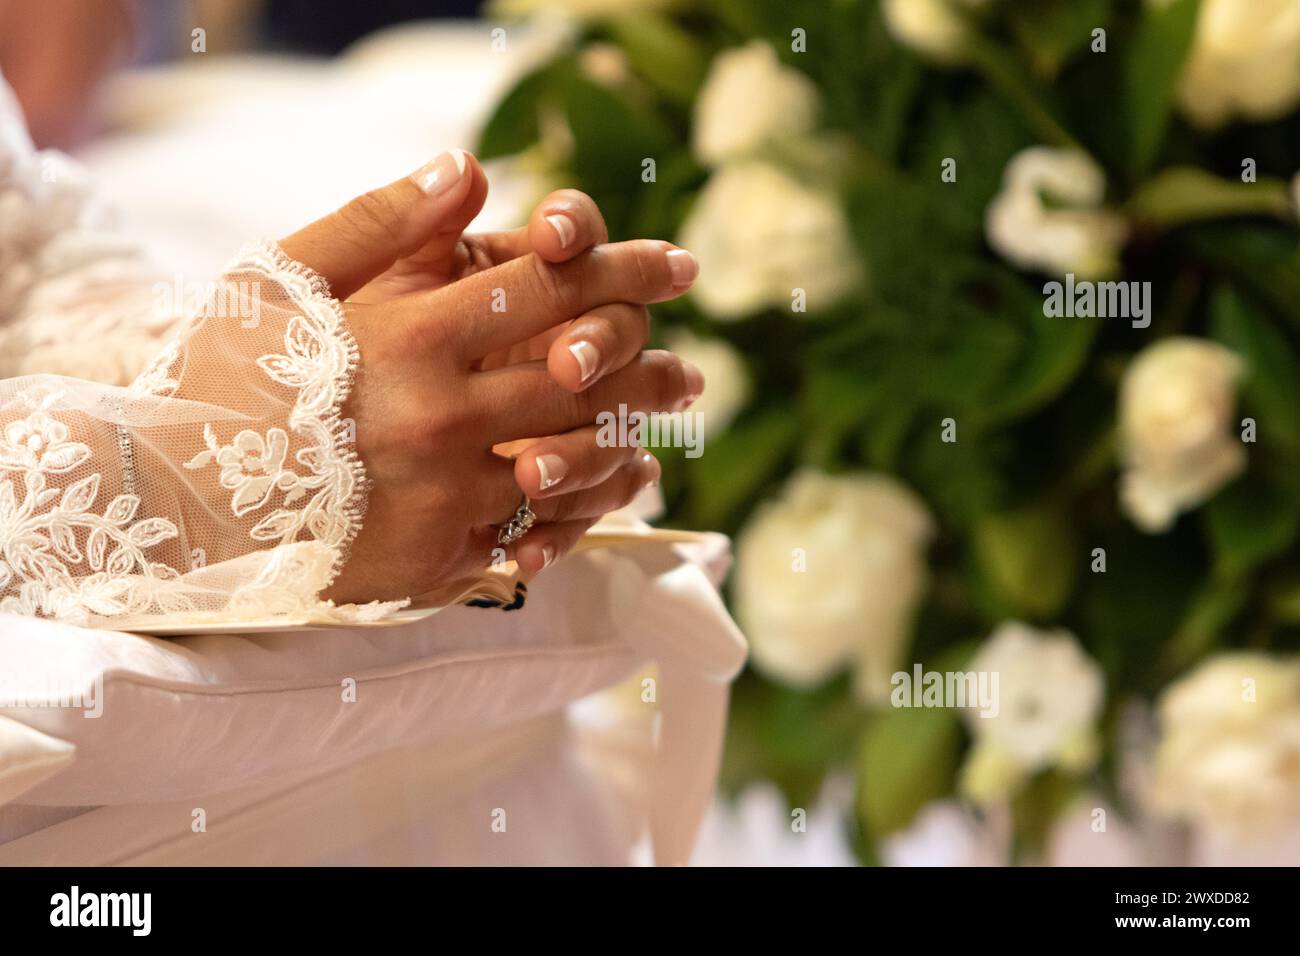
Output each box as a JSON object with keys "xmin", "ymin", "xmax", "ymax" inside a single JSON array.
[
  {"xmin": 0, "ymin": 395, "xmax": 184, "ymax": 619},
  {"xmin": 181, "ymin": 241, "xmax": 368, "ymax": 572},
  {"xmin": 0, "ymin": 242, "xmax": 370, "ymax": 624}
]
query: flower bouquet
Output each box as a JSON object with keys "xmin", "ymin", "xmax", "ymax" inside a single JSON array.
[{"xmin": 479, "ymin": 0, "xmax": 1300, "ymax": 864}]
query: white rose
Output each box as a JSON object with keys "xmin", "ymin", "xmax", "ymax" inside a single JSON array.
[
  {"xmin": 882, "ymin": 0, "xmax": 987, "ymax": 64},
  {"xmin": 1152, "ymin": 653, "xmax": 1300, "ymax": 837},
  {"xmin": 985, "ymin": 147, "xmax": 1128, "ymax": 279},
  {"xmin": 663, "ymin": 328, "xmax": 749, "ymax": 435},
  {"xmin": 960, "ymin": 622, "xmax": 1105, "ymax": 803},
  {"xmin": 677, "ymin": 161, "xmax": 861, "ymax": 320},
  {"xmin": 1175, "ymin": 0, "xmax": 1300, "ymax": 129},
  {"xmin": 692, "ymin": 41, "xmax": 819, "ymax": 166},
  {"xmin": 880, "ymin": 800, "xmax": 1007, "ymax": 866},
  {"xmin": 1118, "ymin": 337, "xmax": 1245, "ymax": 533},
  {"xmin": 734, "ymin": 469, "xmax": 934, "ymax": 702}
]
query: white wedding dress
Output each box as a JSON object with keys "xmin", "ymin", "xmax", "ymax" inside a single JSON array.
[{"xmin": 0, "ymin": 68, "xmax": 746, "ymax": 865}]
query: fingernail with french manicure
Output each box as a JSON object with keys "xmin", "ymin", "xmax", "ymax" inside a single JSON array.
[
  {"xmin": 536, "ymin": 454, "xmax": 568, "ymax": 492},
  {"xmin": 642, "ymin": 452, "xmax": 661, "ymax": 487},
  {"xmin": 546, "ymin": 213, "xmax": 575, "ymax": 249},
  {"xmin": 541, "ymin": 545, "xmax": 556, "ymax": 569},
  {"xmin": 569, "ymin": 340, "xmax": 600, "ymax": 386},
  {"xmin": 666, "ymin": 249, "xmax": 698, "ymax": 289},
  {"xmin": 412, "ymin": 149, "xmax": 467, "ymax": 196}
]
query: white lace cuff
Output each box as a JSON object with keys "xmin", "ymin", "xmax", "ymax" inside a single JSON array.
[{"xmin": 0, "ymin": 241, "xmax": 405, "ymax": 628}]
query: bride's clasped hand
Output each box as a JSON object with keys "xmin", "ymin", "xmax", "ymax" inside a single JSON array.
[{"xmin": 278, "ymin": 150, "xmax": 705, "ymax": 605}]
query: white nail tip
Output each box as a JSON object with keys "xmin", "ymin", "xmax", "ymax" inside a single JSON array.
[
  {"xmin": 541, "ymin": 546, "xmax": 555, "ymax": 569},
  {"xmin": 537, "ymin": 455, "xmax": 562, "ymax": 491},
  {"xmin": 546, "ymin": 214, "xmax": 574, "ymax": 249},
  {"xmin": 413, "ymin": 150, "xmax": 466, "ymax": 195},
  {"xmin": 569, "ymin": 341, "xmax": 598, "ymax": 383}
]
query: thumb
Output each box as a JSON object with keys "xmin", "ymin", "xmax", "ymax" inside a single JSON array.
[{"xmin": 279, "ymin": 149, "xmax": 483, "ymax": 300}]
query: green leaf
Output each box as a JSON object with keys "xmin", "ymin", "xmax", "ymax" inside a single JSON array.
[
  {"xmin": 910, "ymin": 427, "xmax": 1009, "ymax": 526},
  {"xmin": 973, "ymin": 500, "xmax": 1078, "ymax": 619},
  {"xmin": 476, "ymin": 63, "xmax": 555, "ymax": 161},
  {"xmin": 855, "ymin": 643, "xmax": 974, "ymax": 838},
  {"xmin": 1123, "ymin": 0, "xmax": 1201, "ymax": 175},
  {"xmin": 856, "ymin": 701, "xmax": 961, "ymax": 838},
  {"xmin": 605, "ymin": 12, "xmax": 708, "ymax": 105},
  {"xmin": 1209, "ymin": 286, "xmax": 1300, "ymax": 459},
  {"xmin": 687, "ymin": 406, "xmax": 799, "ymax": 529},
  {"xmin": 925, "ymin": 318, "xmax": 1023, "ymax": 408},
  {"xmin": 1181, "ymin": 227, "xmax": 1300, "ymax": 337},
  {"xmin": 1267, "ymin": 572, "xmax": 1300, "ymax": 624},
  {"xmin": 1205, "ymin": 472, "xmax": 1300, "ymax": 580},
  {"xmin": 1126, "ymin": 167, "xmax": 1291, "ymax": 228},
  {"xmin": 1011, "ymin": 770, "xmax": 1079, "ymax": 858},
  {"xmin": 1010, "ymin": 0, "xmax": 1112, "ymax": 77},
  {"xmin": 800, "ymin": 365, "xmax": 883, "ymax": 468},
  {"xmin": 915, "ymin": 91, "xmax": 1034, "ymax": 241},
  {"xmin": 975, "ymin": 307, "xmax": 1099, "ymax": 427},
  {"xmin": 965, "ymin": 34, "xmax": 1079, "ymax": 150},
  {"xmin": 720, "ymin": 672, "xmax": 867, "ymax": 808},
  {"xmin": 1163, "ymin": 572, "xmax": 1250, "ymax": 674},
  {"xmin": 561, "ymin": 66, "xmax": 675, "ymax": 197}
]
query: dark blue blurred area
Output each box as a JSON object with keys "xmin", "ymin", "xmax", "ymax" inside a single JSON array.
[{"xmin": 263, "ymin": 0, "xmax": 485, "ymax": 55}]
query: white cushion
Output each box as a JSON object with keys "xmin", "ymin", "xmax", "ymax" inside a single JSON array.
[
  {"xmin": 0, "ymin": 716, "xmax": 75, "ymax": 807},
  {"xmin": 0, "ymin": 532, "xmax": 746, "ymax": 865},
  {"xmin": 0, "ymin": 548, "xmax": 643, "ymax": 806},
  {"xmin": 0, "ymin": 535, "xmax": 742, "ymax": 807}
]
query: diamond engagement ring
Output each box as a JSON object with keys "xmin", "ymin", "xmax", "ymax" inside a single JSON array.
[{"xmin": 496, "ymin": 494, "xmax": 537, "ymax": 545}]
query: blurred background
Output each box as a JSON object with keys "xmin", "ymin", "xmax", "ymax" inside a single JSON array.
[{"xmin": 5, "ymin": 0, "xmax": 1300, "ymax": 865}]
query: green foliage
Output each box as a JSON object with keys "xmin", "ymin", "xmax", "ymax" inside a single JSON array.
[
  {"xmin": 1127, "ymin": 167, "xmax": 1291, "ymax": 228},
  {"xmin": 1121, "ymin": 0, "xmax": 1201, "ymax": 176},
  {"xmin": 477, "ymin": 0, "xmax": 1300, "ymax": 860},
  {"xmin": 1009, "ymin": 0, "xmax": 1112, "ymax": 77},
  {"xmin": 606, "ymin": 12, "xmax": 709, "ymax": 105},
  {"xmin": 855, "ymin": 643, "xmax": 974, "ymax": 841},
  {"xmin": 857, "ymin": 701, "xmax": 962, "ymax": 838},
  {"xmin": 973, "ymin": 501, "xmax": 1077, "ymax": 620},
  {"xmin": 722, "ymin": 671, "xmax": 869, "ymax": 809},
  {"xmin": 1210, "ymin": 287, "xmax": 1300, "ymax": 460}
]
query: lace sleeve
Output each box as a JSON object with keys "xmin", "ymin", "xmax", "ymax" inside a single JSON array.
[
  {"xmin": 0, "ymin": 71, "xmax": 173, "ymax": 386},
  {"xmin": 0, "ymin": 70, "xmax": 399, "ymax": 627},
  {"xmin": 0, "ymin": 241, "xmax": 397, "ymax": 628}
]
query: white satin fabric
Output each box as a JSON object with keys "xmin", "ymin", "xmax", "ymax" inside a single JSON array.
[{"xmin": 0, "ymin": 534, "xmax": 746, "ymax": 865}]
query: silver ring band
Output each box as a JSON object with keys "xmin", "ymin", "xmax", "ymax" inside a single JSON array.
[{"xmin": 496, "ymin": 494, "xmax": 537, "ymax": 545}]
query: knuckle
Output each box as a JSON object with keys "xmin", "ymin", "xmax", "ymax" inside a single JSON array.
[
  {"xmin": 529, "ymin": 254, "xmax": 581, "ymax": 315},
  {"xmin": 341, "ymin": 189, "xmax": 403, "ymax": 245},
  {"xmin": 420, "ymin": 402, "xmax": 468, "ymax": 443},
  {"xmin": 408, "ymin": 312, "xmax": 449, "ymax": 352},
  {"xmin": 627, "ymin": 240, "xmax": 669, "ymax": 296},
  {"xmin": 402, "ymin": 304, "xmax": 456, "ymax": 358}
]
